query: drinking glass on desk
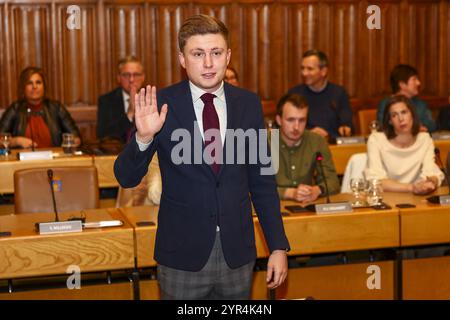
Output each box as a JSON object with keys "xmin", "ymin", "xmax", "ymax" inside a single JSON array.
[
  {"xmin": 366, "ymin": 179, "xmax": 383, "ymax": 206},
  {"xmin": 0, "ymin": 132, "xmax": 12, "ymax": 157},
  {"xmin": 62, "ymin": 133, "xmax": 75, "ymax": 154},
  {"xmin": 350, "ymin": 178, "xmax": 368, "ymax": 207}
]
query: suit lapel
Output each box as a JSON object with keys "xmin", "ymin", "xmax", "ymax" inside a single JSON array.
[{"xmin": 169, "ymin": 81, "xmax": 199, "ymax": 140}]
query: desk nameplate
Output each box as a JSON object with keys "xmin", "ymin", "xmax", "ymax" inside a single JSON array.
[
  {"xmin": 316, "ymin": 202, "xmax": 353, "ymax": 215},
  {"xmin": 38, "ymin": 221, "xmax": 83, "ymax": 234}
]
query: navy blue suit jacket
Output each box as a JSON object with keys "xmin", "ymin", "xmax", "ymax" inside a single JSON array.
[
  {"xmin": 97, "ymin": 87, "xmax": 134, "ymax": 143},
  {"xmin": 114, "ymin": 80, "xmax": 290, "ymax": 271}
]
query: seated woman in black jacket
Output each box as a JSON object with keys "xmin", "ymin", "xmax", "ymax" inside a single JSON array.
[{"xmin": 0, "ymin": 66, "xmax": 81, "ymax": 148}]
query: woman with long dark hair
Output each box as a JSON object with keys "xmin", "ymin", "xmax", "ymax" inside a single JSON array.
[
  {"xmin": 365, "ymin": 95, "xmax": 443, "ymax": 194},
  {"xmin": 0, "ymin": 66, "xmax": 81, "ymax": 148}
]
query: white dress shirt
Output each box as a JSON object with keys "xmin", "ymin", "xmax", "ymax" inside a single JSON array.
[{"xmin": 122, "ymin": 90, "xmax": 130, "ymax": 114}]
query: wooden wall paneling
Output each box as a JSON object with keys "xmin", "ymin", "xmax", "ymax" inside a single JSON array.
[
  {"xmin": 315, "ymin": 2, "xmax": 331, "ymax": 66},
  {"xmin": 438, "ymin": 0, "xmax": 449, "ymax": 96},
  {"xmin": 404, "ymin": 1, "xmax": 440, "ymax": 96},
  {"xmin": 241, "ymin": 2, "xmax": 272, "ymax": 100},
  {"xmin": 104, "ymin": 3, "xmax": 145, "ymax": 93},
  {"xmin": 0, "ymin": 0, "xmax": 448, "ymax": 119},
  {"xmin": 270, "ymin": 3, "xmax": 286, "ymax": 101},
  {"xmin": 269, "ymin": 2, "xmax": 287, "ymax": 102},
  {"xmin": 358, "ymin": 1, "xmax": 402, "ymax": 99},
  {"xmin": 380, "ymin": 1, "xmax": 402, "ymax": 97},
  {"xmin": 50, "ymin": 2, "xmax": 59, "ymax": 101},
  {"xmin": 447, "ymin": 0, "xmax": 450, "ymax": 98},
  {"xmin": 60, "ymin": 2, "xmax": 98, "ymax": 106},
  {"xmin": 191, "ymin": 0, "xmax": 229, "ymax": 22},
  {"xmin": 0, "ymin": 3, "xmax": 7, "ymax": 109},
  {"xmin": 258, "ymin": 4, "xmax": 271, "ymax": 100},
  {"xmin": 282, "ymin": 3, "xmax": 320, "ymax": 95},
  {"xmin": 142, "ymin": 3, "xmax": 158, "ymax": 87},
  {"xmin": 10, "ymin": 4, "xmax": 52, "ymax": 99},
  {"xmin": 227, "ymin": 3, "xmax": 243, "ymax": 87},
  {"xmin": 332, "ymin": 1, "xmax": 358, "ymax": 97},
  {"xmin": 243, "ymin": 5, "xmax": 258, "ymax": 96},
  {"xmin": 96, "ymin": 0, "xmax": 107, "ymax": 96},
  {"xmin": 156, "ymin": 4, "xmax": 189, "ymax": 88}
]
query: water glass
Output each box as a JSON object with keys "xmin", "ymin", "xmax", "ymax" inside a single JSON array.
[
  {"xmin": 367, "ymin": 179, "xmax": 383, "ymax": 206},
  {"xmin": 0, "ymin": 132, "xmax": 12, "ymax": 156},
  {"xmin": 62, "ymin": 133, "xmax": 75, "ymax": 154},
  {"xmin": 350, "ymin": 178, "xmax": 368, "ymax": 207}
]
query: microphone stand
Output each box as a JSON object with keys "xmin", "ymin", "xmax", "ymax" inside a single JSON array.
[
  {"xmin": 35, "ymin": 169, "xmax": 86, "ymax": 233},
  {"xmin": 47, "ymin": 169, "xmax": 60, "ymax": 222},
  {"xmin": 27, "ymin": 108, "xmax": 36, "ymax": 152},
  {"xmin": 303, "ymin": 152, "xmax": 332, "ymax": 212}
]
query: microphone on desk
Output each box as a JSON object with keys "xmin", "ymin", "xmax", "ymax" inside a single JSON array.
[
  {"xmin": 301, "ymin": 152, "xmax": 332, "ymax": 212},
  {"xmin": 47, "ymin": 169, "xmax": 60, "ymax": 222},
  {"xmin": 26, "ymin": 108, "xmax": 36, "ymax": 152},
  {"xmin": 427, "ymin": 148, "xmax": 450, "ymax": 204},
  {"xmin": 35, "ymin": 169, "xmax": 85, "ymax": 233},
  {"xmin": 316, "ymin": 151, "xmax": 331, "ymax": 204}
]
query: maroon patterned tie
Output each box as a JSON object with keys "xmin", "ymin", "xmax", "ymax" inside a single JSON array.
[{"xmin": 201, "ymin": 93, "xmax": 221, "ymax": 174}]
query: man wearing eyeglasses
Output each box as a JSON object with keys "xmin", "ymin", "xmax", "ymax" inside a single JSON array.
[{"xmin": 97, "ymin": 56, "xmax": 145, "ymax": 143}]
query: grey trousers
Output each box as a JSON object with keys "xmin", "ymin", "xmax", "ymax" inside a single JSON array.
[{"xmin": 157, "ymin": 231, "xmax": 255, "ymax": 300}]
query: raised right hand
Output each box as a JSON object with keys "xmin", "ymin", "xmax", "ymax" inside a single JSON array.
[{"xmin": 133, "ymin": 85, "xmax": 168, "ymax": 143}]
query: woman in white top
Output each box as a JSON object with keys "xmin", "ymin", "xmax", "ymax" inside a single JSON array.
[{"xmin": 365, "ymin": 95, "xmax": 444, "ymax": 194}]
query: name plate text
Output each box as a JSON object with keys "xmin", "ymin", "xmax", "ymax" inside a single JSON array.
[
  {"xmin": 38, "ymin": 221, "xmax": 83, "ymax": 235},
  {"xmin": 315, "ymin": 202, "xmax": 353, "ymax": 215},
  {"xmin": 336, "ymin": 137, "xmax": 365, "ymax": 145}
]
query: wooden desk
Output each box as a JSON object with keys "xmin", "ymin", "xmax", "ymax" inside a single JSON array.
[
  {"xmin": 93, "ymin": 155, "xmax": 118, "ymax": 188},
  {"xmin": 0, "ymin": 208, "xmax": 134, "ymax": 279},
  {"xmin": 119, "ymin": 205, "xmax": 158, "ymax": 268},
  {"xmin": 380, "ymin": 188, "xmax": 450, "ymax": 247},
  {"xmin": 0, "ymin": 149, "xmax": 92, "ymax": 194},
  {"xmin": 120, "ymin": 198, "xmax": 399, "ymax": 300},
  {"xmin": 0, "ymin": 149, "xmax": 120, "ymax": 194},
  {"xmin": 329, "ymin": 139, "xmax": 450, "ymax": 175},
  {"xmin": 256, "ymin": 194, "xmax": 399, "ymax": 257},
  {"xmin": 381, "ymin": 189, "xmax": 450, "ymax": 299},
  {"xmin": 119, "ymin": 197, "xmax": 399, "ymax": 264},
  {"xmin": 4, "ymin": 190, "xmax": 450, "ymax": 300}
]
